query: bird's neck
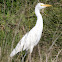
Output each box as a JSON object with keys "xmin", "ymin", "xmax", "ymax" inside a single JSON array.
[
  {"xmin": 35, "ymin": 8, "xmax": 41, "ymax": 18},
  {"xmin": 35, "ymin": 7, "xmax": 43, "ymax": 28}
]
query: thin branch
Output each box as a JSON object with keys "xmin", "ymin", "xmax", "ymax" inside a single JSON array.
[
  {"xmin": 0, "ymin": 47, "xmax": 1, "ymax": 60},
  {"xmin": 48, "ymin": 33, "xmax": 62, "ymax": 51},
  {"xmin": 46, "ymin": 54, "xmax": 48, "ymax": 62},
  {"xmin": 38, "ymin": 0, "xmax": 40, "ymax": 2},
  {"xmin": 38, "ymin": 44, "xmax": 42, "ymax": 62},
  {"xmin": 3, "ymin": 0, "xmax": 6, "ymax": 14},
  {"xmin": 45, "ymin": 51, "xmax": 51, "ymax": 62},
  {"xmin": 56, "ymin": 49, "xmax": 62, "ymax": 59},
  {"xmin": 12, "ymin": 0, "xmax": 13, "ymax": 8},
  {"xmin": 53, "ymin": 49, "xmax": 62, "ymax": 62},
  {"xmin": 22, "ymin": 51, "xmax": 28, "ymax": 62}
]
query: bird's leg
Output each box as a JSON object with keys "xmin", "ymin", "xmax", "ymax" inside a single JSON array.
[
  {"xmin": 29, "ymin": 53, "xmax": 31, "ymax": 62},
  {"xmin": 22, "ymin": 51, "xmax": 28, "ymax": 62}
]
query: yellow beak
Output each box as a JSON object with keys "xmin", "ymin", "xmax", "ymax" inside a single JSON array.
[{"xmin": 41, "ymin": 4, "xmax": 52, "ymax": 7}]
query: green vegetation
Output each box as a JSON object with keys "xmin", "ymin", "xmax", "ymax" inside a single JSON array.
[{"xmin": 0, "ymin": 0, "xmax": 62, "ymax": 62}]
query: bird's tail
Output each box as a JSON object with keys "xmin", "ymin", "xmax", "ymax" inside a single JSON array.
[
  {"xmin": 10, "ymin": 49, "xmax": 17, "ymax": 57},
  {"xmin": 10, "ymin": 42, "xmax": 23, "ymax": 57}
]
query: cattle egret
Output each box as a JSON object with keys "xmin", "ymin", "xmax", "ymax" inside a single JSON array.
[{"xmin": 10, "ymin": 3, "xmax": 52, "ymax": 57}]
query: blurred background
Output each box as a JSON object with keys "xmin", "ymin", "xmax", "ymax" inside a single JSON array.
[{"xmin": 0, "ymin": 0, "xmax": 62, "ymax": 62}]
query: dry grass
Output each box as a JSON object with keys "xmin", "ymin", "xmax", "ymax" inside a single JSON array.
[{"xmin": 0, "ymin": 0, "xmax": 62, "ymax": 62}]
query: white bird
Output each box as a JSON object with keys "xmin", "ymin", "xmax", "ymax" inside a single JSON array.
[{"xmin": 10, "ymin": 3, "xmax": 52, "ymax": 57}]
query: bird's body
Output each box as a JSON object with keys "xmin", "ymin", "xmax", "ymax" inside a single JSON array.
[{"xmin": 10, "ymin": 3, "xmax": 51, "ymax": 57}]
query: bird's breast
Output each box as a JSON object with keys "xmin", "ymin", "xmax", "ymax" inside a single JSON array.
[{"xmin": 29, "ymin": 26, "xmax": 42, "ymax": 45}]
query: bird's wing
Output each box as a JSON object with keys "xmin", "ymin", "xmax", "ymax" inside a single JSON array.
[
  {"xmin": 10, "ymin": 32, "xmax": 29, "ymax": 57},
  {"xmin": 23, "ymin": 26, "xmax": 42, "ymax": 52}
]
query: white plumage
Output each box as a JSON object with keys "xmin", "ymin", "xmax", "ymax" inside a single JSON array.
[{"xmin": 10, "ymin": 3, "xmax": 52, "ymax": 57}]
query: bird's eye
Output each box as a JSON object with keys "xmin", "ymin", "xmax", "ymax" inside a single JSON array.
[{"xmin": 41, "ymin": 5, "xmax": 43, "ymax": 6}]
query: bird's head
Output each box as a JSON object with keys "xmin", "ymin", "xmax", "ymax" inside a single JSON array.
[{"xmin": 36, "ymin": 3, "xmax": 52, "ymax": 10}]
